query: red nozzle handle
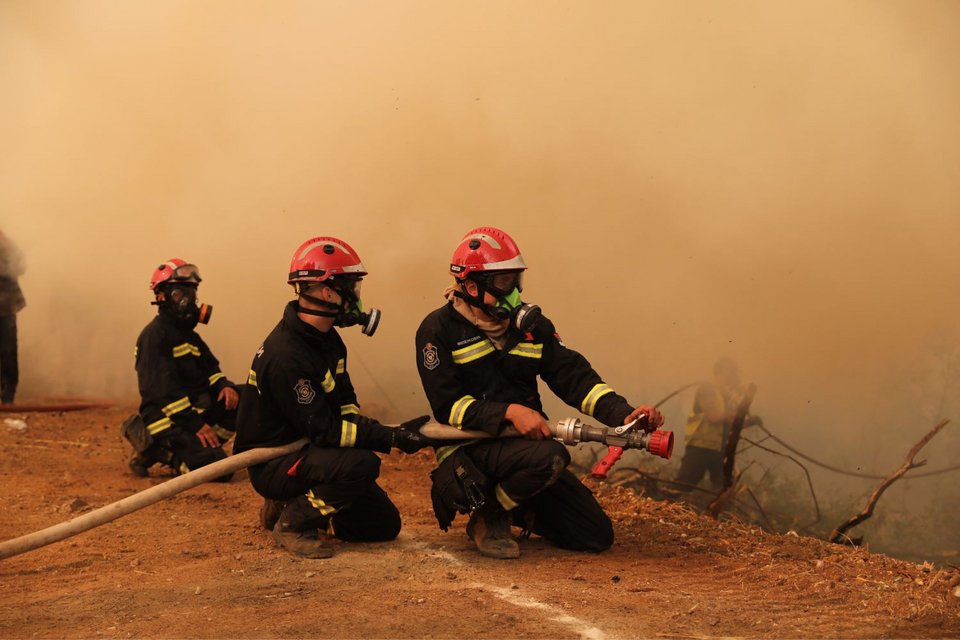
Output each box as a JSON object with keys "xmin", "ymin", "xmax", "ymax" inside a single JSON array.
[
  {"xmin": 647, "ymin": 430, "xmax": 674, "ymax": 459},
  {"xmin": 591, "ymin": 446, "xmax": 623, "ymax": 480}
]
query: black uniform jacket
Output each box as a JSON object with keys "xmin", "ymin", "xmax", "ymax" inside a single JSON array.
[
  {"xmin": 415, "ymin": 303, "xmax": 633, "ymax": 438},
  {"xmin": 233, "ymin": 302, "xmax": 392, "ymax": 455},
  {"xmin": 135, "ymin": 311, "xmax": 235, "ymax": 437}
]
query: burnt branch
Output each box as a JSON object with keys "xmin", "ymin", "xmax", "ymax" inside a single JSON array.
[
  {"xmin": 828, "ymin": 419, "xmax": 950, "ymax": 544},
  {"xmin": 707, "ymin": 383, "xmax": 757, "ymax": 518}
]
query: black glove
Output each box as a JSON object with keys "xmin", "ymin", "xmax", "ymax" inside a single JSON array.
[{"xmin": 391, "ymin": 415, "xmax": 435, "ymax": 454}]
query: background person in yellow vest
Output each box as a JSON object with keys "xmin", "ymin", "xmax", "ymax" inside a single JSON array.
[{"xmin": 675, "ymin": 357, "xmax": 762, "ymax": 490}]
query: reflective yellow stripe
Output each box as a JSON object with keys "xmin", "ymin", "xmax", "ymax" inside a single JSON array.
[
  {"xmin": 580, "ymin": 383, "xmax": 615, "ymax": 416},
  {"xmin": 495, "ymin": 484, "xmax": 519, "ymax": 511},
  {"xmin": 336, "ymin": 358, "xmax": 345, "ymax": 375},
  {"xmin": 437, "ymin": 440, "xmax": 464, "ymax": 464},
  {"xmin": 247, "ymin": 369, "xmax": 258, "ymax": 388},
  {"xmin": 172, "ymin": 343, "xmax": 201, "ymax": 358},
  {"xmin": 161, "ymin": 396, "xmax": 191, "ymax": 417},
  {"xmin": 209, "ymin": 372, "xmax": 226, "ymax": 386},
  {"xmin": 306, "ymin": 490, "xmax": 337, "ymax": 516},
  {"xmin": 448, "ymin": 395, "xmax": 476, "ymax": 427},
  {"xmin": 339, "ymin": 420, "xmax": 357, "ymax": 447},
  {"xmin": 507, "ymin": 342, "xmax": 543, "ymax": 359},
  {"xmin": 212, "ymin": 425, "xmax": 233, "ymax": 441},
  {"xmin": 179, "ymin": 462, "xmax": 191, "ymax": 475},
  {"xmin": 321, "ymin": 370, "xmax": 335, "ymax": 393},
  {"xmin": 451, "ymin": 340, "xmax": 495, "ymax": 365},
  {"xmin": 340, "ymin": 403, "xmax": 360, "ymax": 416},
  {"xmin": 146, "ymin": 417, "xmax": 172, "ymax": 435}
]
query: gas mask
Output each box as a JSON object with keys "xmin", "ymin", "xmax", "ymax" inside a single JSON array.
[
  {"xmin": 295, "ymin": 277, "xmax": 381, "ymax": 337},
  {"xmin": 462, "ymin": 271, "xmax": 541, "ymax": 333},
  {"xmin": 156, "ymin": 284, "xmax": 212, "ymax": 327}
]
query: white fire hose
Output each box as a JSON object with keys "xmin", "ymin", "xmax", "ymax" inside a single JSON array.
[
  {"xmin": 0, "ymin": 418, "xmax": 671, "ymax": 561},
  {"xmin": 0, "ymin": 439, "xmax": 308, "ymax": 560}
]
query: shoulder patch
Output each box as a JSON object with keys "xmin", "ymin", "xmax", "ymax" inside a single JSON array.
[
  {"xmin": 422, "ymin": 342, "xmax": 440, "ymax": 370},
  {"xmin": 295, "ymin": 378, "xmax": 316, "ymax": 404},
  {"xmin": 553, "ymin": 332, "xmax": 565, "ymax": 347}
]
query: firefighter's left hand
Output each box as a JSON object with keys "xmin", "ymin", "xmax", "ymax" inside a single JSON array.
[
  {"xmin": 625, "ymin": 404, "xmax": 664, "ymax": 431},
  {"xmin": 218, "ymin": 386, "xmax": 239, "ymax": 410}
]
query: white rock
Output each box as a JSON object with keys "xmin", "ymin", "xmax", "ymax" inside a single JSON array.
[{"xmin": 4, "ymin": 418, "xmax": 27, "ymax": 432}]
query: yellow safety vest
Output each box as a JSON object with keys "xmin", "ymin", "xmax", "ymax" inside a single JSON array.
[{"xmin": 684, "ymin": 385, "xmax": 731, "ymax": 452}]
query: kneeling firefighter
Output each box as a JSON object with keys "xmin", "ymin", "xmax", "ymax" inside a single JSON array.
[
  {"xmin": 233, "ymin": 237, "xmax": 434, "ymax": 559},
  {"xmin": 122, "ymin": 259, "xmax": 241, "ymax": 480},
  {"xmin": 415, "ymin": 227, "xmax": 665, "ymax": 559}
]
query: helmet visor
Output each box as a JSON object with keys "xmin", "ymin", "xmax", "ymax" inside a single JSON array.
[
  {"xmin": 170, "ymin": 264, "xmax": 202, "ymax": 285},
  {"xmin": 477, "ymin": 271, "xmax": 523, "ymax": 296},
  {"xmin": 328, "ymin": 275, "xmax": 363, "ymax": 300}
]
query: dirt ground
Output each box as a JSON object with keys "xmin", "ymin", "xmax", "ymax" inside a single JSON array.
[{"xmin": 1, "ymin": 404, "xmax": 958, "ymax": 639}]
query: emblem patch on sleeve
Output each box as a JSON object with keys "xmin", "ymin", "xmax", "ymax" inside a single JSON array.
[
  {"xmin": 422, "ymin": 342, "xmax": 439, "ymax": 370},
  {"xmin": 295, "ymin": 378, "xmax": 316, "ymax": 404}
]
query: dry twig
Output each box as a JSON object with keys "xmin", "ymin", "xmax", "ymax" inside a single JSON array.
[
  {"xmin": 828, "ymin": 419, "xmax": 949, "ymax": 544},
  {"xmin": 707, "ymin": 383, "xmax": 757, "ymax": 518}
]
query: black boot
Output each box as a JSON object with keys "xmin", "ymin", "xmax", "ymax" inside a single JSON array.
[
  {"xmin": 260, "ymin": 498, "xmax": 285, "ymax": 531},
  {"xmin": 271, "ymin": 503, "xmax": 335, "ymax": 559},
  {"xmin": 128, "ymin": 452, "xmax": 153, "ymax": 477},
  {"xmin": 467, "ymin": 505, "xmax": 520, "ymax": 560}
]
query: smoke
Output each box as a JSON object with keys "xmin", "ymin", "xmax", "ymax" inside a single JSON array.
[{"xmin": 2, "ymin": 1, "xmax": 959, "ymax": 553}]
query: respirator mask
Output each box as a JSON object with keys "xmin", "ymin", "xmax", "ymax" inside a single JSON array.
[
  {"xmin": 296, "ymin": 276, "xmax": 381, "ymax": 337},
  {"xmin": 156, "ymin": 283, "xmax": 212, "ymax": 327},
  {"xmin": 463, "ymin": 271, "xmax": 541, "ymax": 333}
]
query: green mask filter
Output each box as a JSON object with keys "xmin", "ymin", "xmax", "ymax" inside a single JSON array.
[
  {"xmin": 497, "ymin": 288, "xmax": 523, "ymax": 312},
  {"xmin": 492, "ymin": 288, "xmax": 541, "ymax": 333}
]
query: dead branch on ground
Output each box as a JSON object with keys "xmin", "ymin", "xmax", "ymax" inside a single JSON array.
[{"xmin": 828, "ymin": 419, "xmax": 949, "ymax": 544}]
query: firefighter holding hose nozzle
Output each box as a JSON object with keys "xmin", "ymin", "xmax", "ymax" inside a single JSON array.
[{"xmin": 416, "ymin": 227, "xmax": 665, "ymax": 559}]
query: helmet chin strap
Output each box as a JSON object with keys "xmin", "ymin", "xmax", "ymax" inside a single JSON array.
[{"xmin": 296, "ymin": 290, "xmax": 341, "ymax": 318}]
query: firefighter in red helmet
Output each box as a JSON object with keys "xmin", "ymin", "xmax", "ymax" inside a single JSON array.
[
  {"xmin": 233, "ymin": 237, "xmax": 434, "ymax": 559},
  {"xmin": 122, "ymin": 259, "xmax": 241, "ymax": 480},
  {"xmin": 416, "ymin": 227, "xmax": 664, "ymax": 559}
]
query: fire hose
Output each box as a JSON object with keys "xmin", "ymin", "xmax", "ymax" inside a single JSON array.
[
  {"xmin": 0, "ymin": 418, "xmax": 673, "ymax": 561},
  {"xmin": 420, "ymin": 416, "xmax": 674, "ymax": 479},
  {"xmin": 0, "ymin": 438, "xmax": 309, "ymax": 561}
]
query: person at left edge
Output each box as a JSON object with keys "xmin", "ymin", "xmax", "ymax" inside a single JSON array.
[
  {"xmin": 0, "ymin": 229, "xmax": 26, "ymax": 405},
  {"xmin": 233, "ymin": 236, "xmax": 433, "ymax": 559},
  {"xmin": 124, "ymin": 259, "xmax": 241, "ymax": 480}
]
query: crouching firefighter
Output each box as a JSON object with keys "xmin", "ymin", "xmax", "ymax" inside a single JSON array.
[
  {"xmin": 122, "ymin": 258, "xmax": 241, "ymax": 481},
  {"xmin": 416, "ymin": 227, "xmax": 665, "ymax": 559},
  {"xmin": 233, "ymin": 236, "xmax": 435, "ymax": 559}
]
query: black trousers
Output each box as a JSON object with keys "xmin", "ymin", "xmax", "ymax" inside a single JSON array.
[
  {"xmin": 249, "ymin": 445, "xmax": 401, "ymax": 543},
  {"xmin": 438, "ymin": 439, "xmax": 614, "ymax": 552},
  {"xmin": 674, "ymin": 445, "xmax": 724, "ymax": 490},
  {"xmin": 0, "ymin": 314, "xmax": 17, "ymax": 404},
  {"xmin": 146, "ymin": 390, "xmax": 241, "ymax": 481}
]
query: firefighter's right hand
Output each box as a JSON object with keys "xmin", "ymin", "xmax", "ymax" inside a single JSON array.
[
  {"xmin": 195, "ymin": 424, "xmax": 220, "ymax": 448},
  {"xmin": 505, "ymin": 404, "xmax": 552, "ymax": 440}
]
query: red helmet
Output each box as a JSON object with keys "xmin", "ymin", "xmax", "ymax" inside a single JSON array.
[
  {"xmin": 150, "ymin": 258, "xmax": 201, "ymax": 292},
  {"xmin": 449, "ymin": 227, "xmax": 526, "ymax": 280},
  {"xmin": 288, "ymin": 236, "xmax": 367, "ymax": 285}
]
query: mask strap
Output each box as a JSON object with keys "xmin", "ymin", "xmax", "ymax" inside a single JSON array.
[
  {"xmin": 453, "ymin": 285, "xmax": 511, "ymax": 321},
  {"xmin": 296, "ymin": 286, "xmax": 342, "ymax": 318}
]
